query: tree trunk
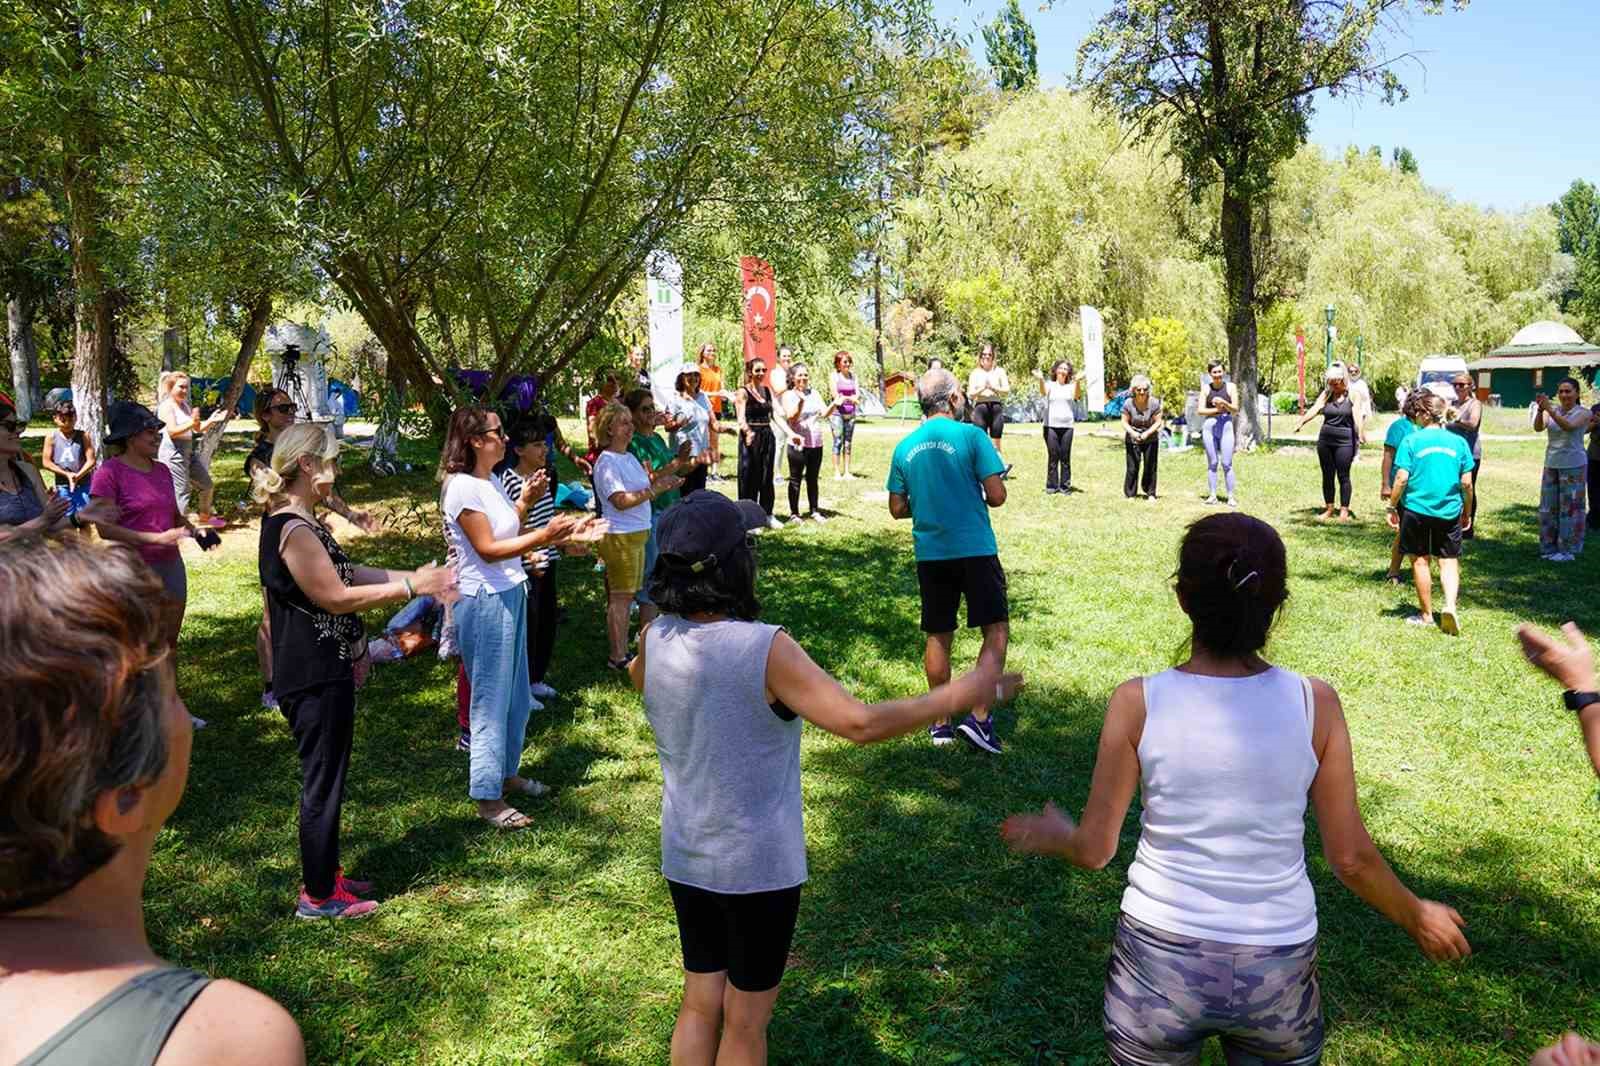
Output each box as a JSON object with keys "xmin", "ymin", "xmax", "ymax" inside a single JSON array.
[
  {"xmin": 873, "ymin": 251, "xmax": 886, "ymax": 401},
  {"xmin": 371, "ymin": 343, "xmax": 406, "ymax": 472},
  {"xmin": 161, "ymin": 325, "xmax": 188, "ymax": 371},
  {"xmin": 197, "ymin": 293, "xmax": 273, "ymax": 466},
  {"xmin": 1220, "ymin": 179, "xmax": 1262, "ymax": 446},
  {"xmin": 61, "ymin": 16, "xmax": 114, "ymax": 450},
  {"xmin": 7, "ymin": 295, "xmax": 40, "ymax": 420}
]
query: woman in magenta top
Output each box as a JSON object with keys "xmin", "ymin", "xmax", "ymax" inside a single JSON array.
[
  {"xmin": 91, "ymin": 401, "xmax": 205, "ymax": 727},
  {"xmin": 830, "ymin": 350, "xmax": 861, "ymax": 480}
]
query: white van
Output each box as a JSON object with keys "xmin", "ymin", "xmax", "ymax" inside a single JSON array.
[{"xmin": 1415, "ymin": 356, "xmax": 1469, "ymax": 403}]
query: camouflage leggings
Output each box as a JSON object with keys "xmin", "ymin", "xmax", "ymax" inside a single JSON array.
[{"xmin": 1103, "ymin": 914, "xmax": 1323, "ymax": 1065}]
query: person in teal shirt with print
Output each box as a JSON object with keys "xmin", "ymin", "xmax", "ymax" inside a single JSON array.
[
  {"xmin": 1388, "ymin": 391, "xmax": 1474, "ymax": 636},
  {"xmin": 1379, "ymin": 403, "xmax": 1421, "ymax": 583},
  {"xmin": 887, "ymin": 368, "xmax": 1011, "ymax": 753}
]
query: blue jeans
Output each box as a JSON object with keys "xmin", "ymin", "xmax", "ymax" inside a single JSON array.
[
  {"xmin": 456, "ymin": 585, "xmax": 533, "ymax": 800},
  {"xmin": 55, "ymin": 484, "xmax": 92, "ymax": 515},
  {"xmin": 635, "ymin": 510, "xmax": 660, "ymax": 607}
]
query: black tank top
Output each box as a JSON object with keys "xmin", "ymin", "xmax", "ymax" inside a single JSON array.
[
  {"xmin": 743, "ymin": 386, "xmax": 773, "ymax": 427},
  {"xmin": 259, "ymin": 511, "xmax": 365, "ymax": 696},
  {"xmin": 1319, "ymin": 395, "xmax": 1355, "ymax": 443},
  {"xmin": 1205, "ymin": 382, "xmax": 1232, "ymax": 419}
]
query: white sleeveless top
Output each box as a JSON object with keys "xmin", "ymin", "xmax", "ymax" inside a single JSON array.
[{"xmin": 1121, "ymin": 666, "xmax": 1321, "ymax": 946}]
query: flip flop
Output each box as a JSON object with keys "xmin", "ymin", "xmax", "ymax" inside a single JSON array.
[{"xmin": 480, "ymin": 807, "xmax": 532, "ymax": 831}]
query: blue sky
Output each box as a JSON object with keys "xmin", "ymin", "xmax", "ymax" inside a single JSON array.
[{"xmin": 930, "ymin": 0, "xmax": 1600, "ymax": 212}]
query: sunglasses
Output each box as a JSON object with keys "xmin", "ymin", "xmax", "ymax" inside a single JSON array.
[
  {"xmin": 55, "ymin": 406, "xmax": 76, "ymax": 415},
  {"xmin": 751, "ymin": 367, "xmax": 767, "ymax": 374},
  {"xmin": 477, "ymin": 426, "xmax": 507, "ymax": 439},
  {"xmin": 267, "ymin": 402, "xmax": 296, "ymax": 414}
]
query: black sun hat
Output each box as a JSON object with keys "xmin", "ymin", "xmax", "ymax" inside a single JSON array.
[
  {"xmin": 656, "ymin": 491, "xmax": 769, "ymax": 574},
  {"xmin": 104, "ymin": 401, "xmax": 163, "ymax": 442}
]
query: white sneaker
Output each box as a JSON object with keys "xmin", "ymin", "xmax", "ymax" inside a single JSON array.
[
  {"xmin": 1552, "ymin": 552, "xmax": 1575, "ymax": 562},
  {"xmin": 190, "ymin": 714, "xmax": 208, "ymax": 730},
  {"xmin": 527, "ymin": 694, "xmax": 545, "ymax": 711},
  {"xmin": 530, "ymin": 681, "xmax": 558, "ymax": 699},
  {"xmin": 811, "ymin": 512, "xmax": 828, "ymax": 525},
  {"xmin": 768, "ymin": 516, "xmax": 784, "ymax": 530},
  {"xmin": 261, "ymin": 690, "xmax": 279, "ymax": 710},
  {"xmin": 1202, "ymin": 494, "xmax": 1218, "ymax": 505}
]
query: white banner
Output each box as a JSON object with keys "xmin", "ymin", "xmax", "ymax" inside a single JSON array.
[
  {"xmin": 1080, "ymin": 305, "xmax": 1106, "ymax": 413},
  {"xmin": 645, "ymin": 252, "xmax": 684, "ymax": 409}
]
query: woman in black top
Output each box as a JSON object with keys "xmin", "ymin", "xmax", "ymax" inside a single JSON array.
[
  {"xmin": 254, "ymin": 424, "xmax": 456, "ymax": 919},
  {"xmin": 734, "ymin": 358, "xmax": 779, "ymax": 521},
  {"xmin": 1295, "ymin": 365, "xmax": 1359, "ymax": 522}
]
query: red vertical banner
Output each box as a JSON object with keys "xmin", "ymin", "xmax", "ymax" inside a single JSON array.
[
  {"xmin": 740, "ymin": 257, "xmax": 777, "ymax": 369},
  {"xmin": 1294, "ymin": 328, "xmax": 1307, "ymax": 413}
]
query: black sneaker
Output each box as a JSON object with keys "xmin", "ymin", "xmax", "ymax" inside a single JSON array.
[
  {"xmin": 956, "ymin": 713, "xmax": 1002, "ymax": 754},
  {"xmin": 928, "ymin": 722, "xmax": 955, "ymax": 746}
]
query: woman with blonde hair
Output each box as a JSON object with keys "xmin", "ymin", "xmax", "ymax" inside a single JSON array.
[
  {"xmin": 594, "ymin": 401, "xmax": 681, "ymax": 668},
  {"xmin": 156, "ymin": 371, "xmax": 228, "ymax": 528},
  {"xmin": 1295, "ymin": 365, "xmax": 1360, "ymax": 522},
  {"xmin": 255, "ymin": 423, "xmax": 458, "ymax": 916}
]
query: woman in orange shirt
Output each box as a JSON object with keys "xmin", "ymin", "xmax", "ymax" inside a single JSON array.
[{"xmin": 696, "ymin": 343, "xmax": 729, "ymax": 479}]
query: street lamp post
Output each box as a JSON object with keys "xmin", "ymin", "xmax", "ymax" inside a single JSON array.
[{"xmin": 1324, "ymin": 304, "xmax": 1336, "ymax": 369}]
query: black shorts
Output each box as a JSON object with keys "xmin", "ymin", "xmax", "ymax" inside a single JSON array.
[
  {"xmin": 1399, "ymin": 509, "xmax": 1462, "ymax": 559},
  {"xmin": 915, "ymin": 555, "xmax": 1009, "ymax": 634},
  {"xmin": 667, "ymin": 880, "xmax": 802, "ymax": 992},
  {"xmin": 972, "ymin": 401, "xmax": 1005, "ymax": 438}
]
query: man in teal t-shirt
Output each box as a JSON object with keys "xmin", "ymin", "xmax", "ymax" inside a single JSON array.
[
  {"xmin": 1390, "ymin": 393, "xmax": 1474, "ymax": 636},
  {"xmin": 1380, "ymin": 410, "xmax": 1420, "ymax": 582},
  {"xmin": 887, "ymin": 368, "xmax": 1010, "ymax": 754}
]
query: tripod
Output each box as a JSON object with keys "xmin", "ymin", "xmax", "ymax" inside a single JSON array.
[{"xmin": 277, "ymin": 345, "xmax": 315, "ymax": 421}]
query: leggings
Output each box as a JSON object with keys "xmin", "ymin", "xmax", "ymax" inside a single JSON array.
[
  {"xmin": 738, "ymin": 428, "xmax": 776, "ymax": 516},
  {"xmin": 1464, "ymin": 456, "xmax": 1481, "ymax": 538},
  {"xmin": 787, "ymin": 444, "xmax": 823, "ymax": 515},
  {"xmin": 830, "ymin": 415, "xmax": 856, "ymax": 455},
  {"xmin": 1202, "ymin": 416, "xmax": 1235, "ymax": 497},
  {"xmin": 1124, "ymin": 436, "xmax": 1158, "ymax": 498},
  {"xmin": 280, "ymin": 679, "xmax": 357, "ymax": 900},
  {"xmin": 526, "ymin": 565, "xmax": 557, "ymax": 684},
  {"xmin": 1043, "ymin": 426, "xmax": 1074, "ymax": 491},
  {"xmin": 1317, "ymin": 438, "xmax": 1355, "ymax": 507}
]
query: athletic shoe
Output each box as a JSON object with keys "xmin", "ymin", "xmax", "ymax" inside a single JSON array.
[
  {"xmin": 1552, "ymin": 552, "xmax": 1575, "ymax": 562},
  {"xmin": 928, "ymin": 723, "xmax": 956, "ymax": 746},
  {"xmin": 767, "ymin": 516, "xmax": 784, "ymax": 530},
  {"xmin": 810, "ymin": 512, "xmax": 828, "ymax": 525},
  {"xmin": 295, "ymin": 885, "xmax": 378, "ymax": 920},
  {"xmin": 336, "ymin": 868, "xmax": 374, "ymax": 897},
  {"xmin": 527, "ymin": 693, "xmax": 545, "ymax": 712},
  {"xmin": 189, "ymin": 714, "xmax": 208, "ymax": 730},
  {"xmin": 1404, "ymin": 614, "xmax": 1434, "ymax": 628},
  {"xmin": 455, "ymin": 729, "xmax": 471, "ymax": 752},
  {"xmin": 261, "ymin": 689, "xmax": 279, "ymax": 710},
  {"xmin": 1202, "ymin": 494, "xmax": 1218, "ymax": 505},
  {"xmin": 956, "ymin": 713, "xmax": 1002, "ymax": 755},
  {"xmin": 1439, "ymin": 610, "xmax": 1460, "ymax": 637},
  {"xmin": 530, "ymin": 681, "xmax": 558, "ymax": 699},
  {"xmin": 1228, "ymin": 496, "xmax": 1241, "ymax": 510}
]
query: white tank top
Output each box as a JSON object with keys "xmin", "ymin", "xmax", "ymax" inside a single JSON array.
[{"xmin": 1121, "ymin": 666, "xmax": 1321, "ymax": 946}]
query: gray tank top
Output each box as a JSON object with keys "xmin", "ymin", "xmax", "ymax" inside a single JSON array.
[
  {"xmin": 642, "ymin": 615, "xmax": 807, "ymax": 893},
  {"xmin": 50, "ymin": 431, "xmax": 85, "ymax": 483},
  {"xmin": 18, "ymin": 967, "xmax": 210, "ymax": 1066}
]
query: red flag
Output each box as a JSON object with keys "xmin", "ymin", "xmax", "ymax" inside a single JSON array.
[{"xmin": 740, "ymin": 257, "xmax": 777, "ymax": 369}]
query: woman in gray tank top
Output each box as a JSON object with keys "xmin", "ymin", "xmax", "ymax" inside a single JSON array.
[
  {"xmin": 0, "ymin": 538, "xmax": 304, "ymax": 1066},
  {"xmin": 629, "ymin": 490, "xmax": 1022, "ymax": 1066}
]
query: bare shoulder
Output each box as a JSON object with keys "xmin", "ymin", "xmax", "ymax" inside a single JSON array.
[
  {"xmin": 158, "ymin": 979, "xmax": 305, "ymax": 1066},
  {"xmin": 1306, "ymin": 676, "xmax": 1344, "ymax": 713},
  {"xmin": 1104, "ymin": 677, "xmax": 1147, "ymax": 740}
]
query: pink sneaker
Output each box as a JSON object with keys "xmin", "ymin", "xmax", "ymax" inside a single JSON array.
[
  {"xmin": 336, "ymin": 867, "xmax": 373, "ymax": 897},
  {"xmin": 296, "ymin": 884, "xmax": 378, "ymax": 920}
]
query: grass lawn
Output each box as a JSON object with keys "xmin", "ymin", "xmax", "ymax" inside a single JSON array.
[{"xmin": 150, "ymin": 415, "xmax": 1598, "ymax": 1065}]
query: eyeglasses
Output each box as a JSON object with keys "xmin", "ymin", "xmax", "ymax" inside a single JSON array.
[
  {"xmin": 478, "ymin": 426, "xmax": 506, "ymax": 439},
  {"xmin": 267, "ymin": 403, "xmax": 296, "ymax": 415},
  {"xmin": 1133, "ymin": 388, "xmax": 1150, "ymax": 394}
]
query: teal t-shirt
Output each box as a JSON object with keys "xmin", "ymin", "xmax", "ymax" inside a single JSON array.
[
  {"xmin": 1393, "ymin": 426, "xmax": 1473, "ymax": 520},
  {"xmin": 886, "ymin": 417, "xmax": 1005, "ymax": 561},
  {"xmin": 627, "ymin": 431, "xmax": 680, "ymax": 512},
  {"xmin": 1383, "ymin": 416, "xmax": 1416, "ymax": 452}
]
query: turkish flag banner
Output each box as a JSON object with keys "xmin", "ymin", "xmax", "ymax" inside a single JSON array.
[{"xmin": 740, "ymin": 257, "xmax": 777, "ymax": 369}]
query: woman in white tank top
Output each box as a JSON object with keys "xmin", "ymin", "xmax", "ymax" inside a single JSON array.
[{"xmin": 1002, "ymin": 513, "xmax": 1471, "ymax": 1065}]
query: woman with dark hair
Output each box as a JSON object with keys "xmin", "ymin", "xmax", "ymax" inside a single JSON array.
[
  {"xmin": 1002, "ymin": 512, "xmax": 1469, "ymax": 1065},
  {"xmin": 0, "ymin": 399, "xmax": 72, "ymax": 540},
  {"xmin": 1444, "ymin": 373, "xmax": 1483, "ymax": 538},
  {"xmin": 441, "ymin": 406, "xmax": 592, "ymax": 828},
  {"xmin": 585, "ymin": 367, "xmax": 623, "ymax": 460},
  {"xmin": 1033, "ymin": 360, "xmax": 1076, "ymax": 494},
  {"xmin": 734, "ymin": 359, "xmax": 781, "ymax": 527},
  {"xmin": 1534, "ymin": 376, "xmax": 1592, "ymax": 561},
  {"xmin": 669, "ymin": 363, "xmax": 716, "ymax": 497},
  {"xmin": 0, "ymin": 536, "xmax": 305, "ymax": 1065},
  {"xmin": 39, "ymin": 397, "xmax": 95, "ymax": 515},
  {"xmin": 629, "ymin": 491, "xmax": 1022, "ymax": 1066},
  {"xmin": 255, "ymin": 424, "xmax": 459, "ymax": 917},
  {"xmin": 830, "ymin": 350, "xmax": 860, "ymax": 480},
  {"xmin": 1197, "ymin": 361, "xmax": 1239, "ymax": 507},
  {"xmin": 1295, "ymin": 364, "xmax": 1359, "ymax": 522}
]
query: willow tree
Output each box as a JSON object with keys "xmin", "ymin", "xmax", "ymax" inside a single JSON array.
[{"xmin": 1078, "ymin": 0, "xmax": 1465, "ymax": 441}]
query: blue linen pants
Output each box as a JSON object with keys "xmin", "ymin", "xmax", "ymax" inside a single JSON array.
[{"xmin": 456, "ymin": 585, "xmax": 534, "ymax": 800}]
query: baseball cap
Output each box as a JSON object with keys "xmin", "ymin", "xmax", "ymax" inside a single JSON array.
[{"xmin": 656, "ymin": 491, "xmax": 769, "ymax": 574}]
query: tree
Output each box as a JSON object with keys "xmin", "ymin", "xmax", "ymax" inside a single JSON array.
[
  {"xmin": 983, "ymin": 0, "xmax": 1039, "ymax": 92},
  {"xmin": 1552, "ymin": 179, "xmax": 1600, "ymax": 336},
  {"xmin": 1078, "ymin": 0, "xmax": 1465, "ymax": 443},
  {"xmin": 1392, "ymin": 145, "xmax": 1419, "ymax": 174}
]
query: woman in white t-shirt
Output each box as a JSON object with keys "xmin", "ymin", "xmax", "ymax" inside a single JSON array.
[
  {"xmin": 966, "ymin": 343, "xmax": 1012, "ymax": 470},
  {"xmin": 1001, "ymin": 513, "xmax": 1469, "ymax": 1064},
  {"xmin": 593, "ymin": 402, "xmax": 681, "ymax": 669},
  {"xmin": 441, "ymin": 406, "xmax": 595, "ymax": 829}
]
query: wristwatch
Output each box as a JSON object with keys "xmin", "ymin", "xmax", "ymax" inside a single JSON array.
[{"xmin": 1562, "ymin": 689, "xmax": 1600, "ymax": 712}]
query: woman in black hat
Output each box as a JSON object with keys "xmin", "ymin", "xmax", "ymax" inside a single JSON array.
[
  {"xmin": 628, "ymin": 490, "xmax": 1023, "ymax": 1065},
  {"xmin": 91, "ymin": 401, "xmax": 207, "ymax": 728}
]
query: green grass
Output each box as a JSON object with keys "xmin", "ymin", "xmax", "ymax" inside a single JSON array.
[{"xmin": 151, "ymin": 417, "xmax": 1599, "ymax": 1065}]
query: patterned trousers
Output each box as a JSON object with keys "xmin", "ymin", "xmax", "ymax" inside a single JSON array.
[{"xmin": 1539, "ymin": 466, "xmax": 1587, "ymax": 556}]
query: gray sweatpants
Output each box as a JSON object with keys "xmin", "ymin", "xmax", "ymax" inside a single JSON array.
[
  {"xmin": 1103, "ymin": 914, "xmax": 1323, "ymax": 1066},
  {"xmin": 158, "ymin": 434, "xmax": 214, "ymax": 518}
]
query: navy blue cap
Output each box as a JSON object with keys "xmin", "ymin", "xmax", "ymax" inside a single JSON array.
[
  {"xmin": 104, "ymin": 401, "xmax": 163, "ymax": 442},
  {"xmin": 656, "ymin": 491, "xmax": 768, "ymax": 574}
]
